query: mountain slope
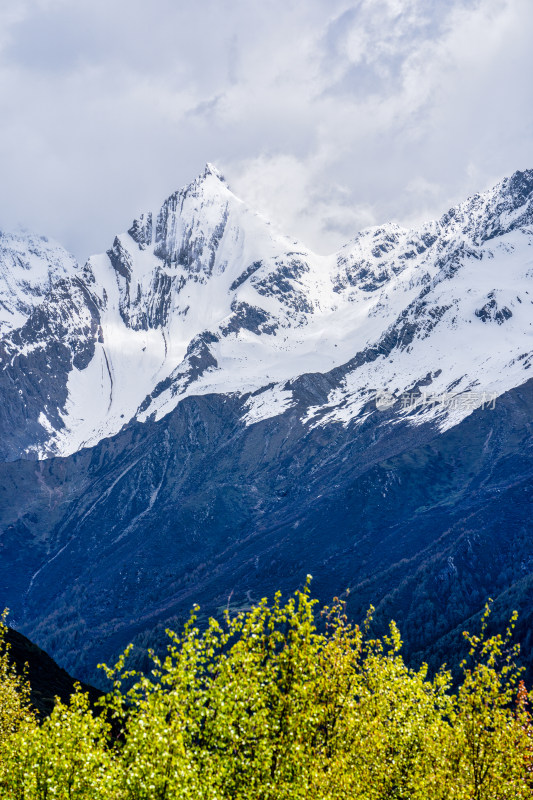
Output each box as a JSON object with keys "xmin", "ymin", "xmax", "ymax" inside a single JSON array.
[{"xmin": 0, "ymin": 370, "xmax": 532, "ymax": 685}]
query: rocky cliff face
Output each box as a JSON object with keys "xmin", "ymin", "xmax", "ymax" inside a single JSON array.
[{"xmin": 0, "ymin": 167, "xmax": 533, "ymax": 683}]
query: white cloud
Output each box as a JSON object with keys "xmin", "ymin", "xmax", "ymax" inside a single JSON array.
[{"xmin": 0, "ymin": 0, "xmax": 530, "ymax": 260}]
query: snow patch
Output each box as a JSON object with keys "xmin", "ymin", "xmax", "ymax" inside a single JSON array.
[{"xmin": 243, "ymin": 385, "xmax": 295, "ymax": 425}]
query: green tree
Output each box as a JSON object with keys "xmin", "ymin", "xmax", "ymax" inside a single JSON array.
[
  {"xmin": 0, "ymin": 611, "xmax": 37, "ymax": 786},
  {"xmin": 1, "ymin": 586, "xmax": 532, "ymax": 799}
]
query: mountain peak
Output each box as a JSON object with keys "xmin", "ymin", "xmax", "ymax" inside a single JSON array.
[
  {"xmin": 172, "ymin": 162, "xmax": 232, "ymax": 204},
  {"xmin": 203, "ymin": 162, "xmax": 225, "ymax": 182}
]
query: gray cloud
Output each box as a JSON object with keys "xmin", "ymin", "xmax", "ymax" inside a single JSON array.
[{"xmin": 0, "ymin": 0, "xmax": 531, "ymax": 260}]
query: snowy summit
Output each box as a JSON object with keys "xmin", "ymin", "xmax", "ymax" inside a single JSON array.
[{"xmin": 0, "ymin": 165, "xmax": 532, "ymax": 460}]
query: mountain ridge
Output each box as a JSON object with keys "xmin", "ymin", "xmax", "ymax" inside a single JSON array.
[
  {"xmin": 1, "ymin": 623, "xmax": 102, "ymax": 717},
  {"xmin": 0, "ymin": 165, "xmax": 532, "ymax": 462}
]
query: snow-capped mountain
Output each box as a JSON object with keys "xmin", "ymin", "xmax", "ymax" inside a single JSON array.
[
  {"xmin": 2, "ymin": 166, "xmax": 533, "ymax": 684},
  {"xmin": 0, "ymin": 165, "xmax": 532, "ymax": 461},
  {"xmin": 0, "ymin": 230, "xmax": 77, "ymax": 333}
]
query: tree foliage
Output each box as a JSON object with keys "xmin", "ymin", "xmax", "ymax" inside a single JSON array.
[
  {"xmin": 0, "ymin": 611, "xmax": 36, "ymax": 785},
  {"xmin": 0, "ymin": 585, "xmax": 532, "ymax": 799}
]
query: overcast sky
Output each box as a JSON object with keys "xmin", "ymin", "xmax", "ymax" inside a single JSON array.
[{"xmin": 0, "ymin": 0, "xmax": 532, "ymax": 260}]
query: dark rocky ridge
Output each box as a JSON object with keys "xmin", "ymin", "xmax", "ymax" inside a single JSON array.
[{"xmin": 2, "ymin": 625, "xmax": 101, "ymax": 717}]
